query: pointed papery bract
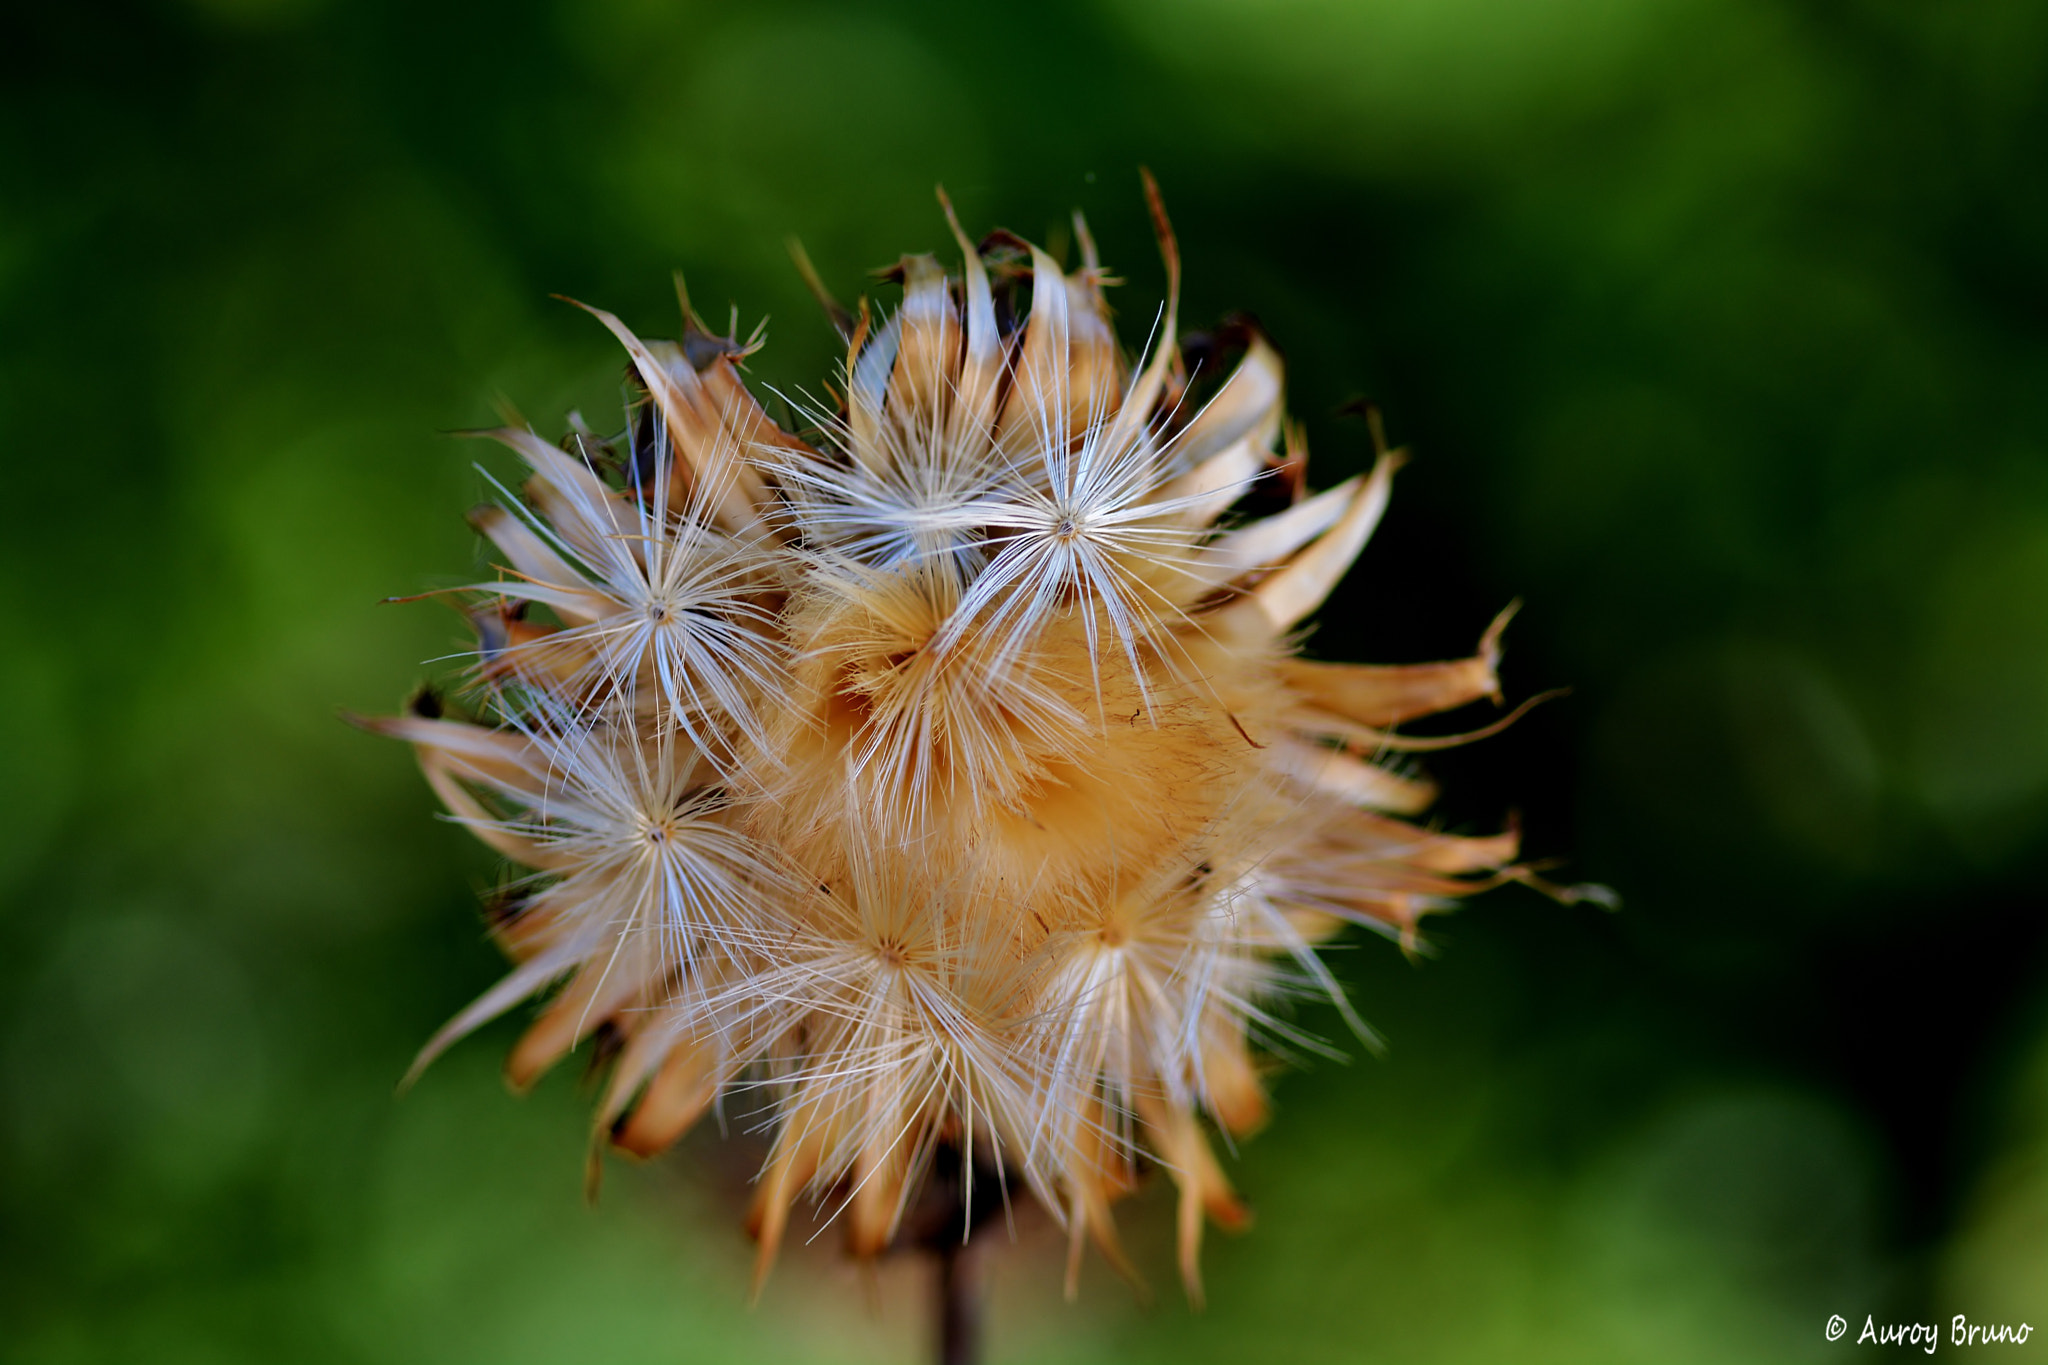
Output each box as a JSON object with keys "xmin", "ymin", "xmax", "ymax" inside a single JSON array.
[{"xmin": 375, "ymin": 187, "xmax": 1543, "ymax": 1304}]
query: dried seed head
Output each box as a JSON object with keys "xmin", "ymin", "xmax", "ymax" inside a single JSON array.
[{"xmin": 368, "ymin": 180, "xmax": 1539, "ymax": 1304}]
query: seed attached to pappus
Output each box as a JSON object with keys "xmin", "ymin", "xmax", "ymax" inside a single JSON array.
[{"xmin": 364, "ymin": 177, "xmax": 1560, "ymax": 1309}]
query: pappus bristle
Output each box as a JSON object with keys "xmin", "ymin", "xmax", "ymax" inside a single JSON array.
[{"xmin": 462, "ymin": 423, "xmax": 788, "ymax": 765}]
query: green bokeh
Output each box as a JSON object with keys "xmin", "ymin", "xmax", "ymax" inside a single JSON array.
[{"xmin": 4, "ymin": 0, "xmax": 2045, "ymax": 1359}]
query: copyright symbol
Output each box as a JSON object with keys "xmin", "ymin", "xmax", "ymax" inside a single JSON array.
[{"xmin": 1827, "ymin": 1315, "xmax": 1848, "ymax": 1341}]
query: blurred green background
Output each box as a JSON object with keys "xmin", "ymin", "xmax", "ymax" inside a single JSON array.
[{"xmin": 5, "ymin": 0, "xmax": 2048, "ymax": 1360}]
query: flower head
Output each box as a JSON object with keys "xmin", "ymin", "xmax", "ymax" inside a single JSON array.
[{"xmin": 368, "ymin": 177, "xmax": 1540, "ymax": 1303}]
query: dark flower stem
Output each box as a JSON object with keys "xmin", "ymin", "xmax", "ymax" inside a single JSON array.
[
  {"xmin": 934, "ymin": 1236, "xmax": 982, "ymax": 1365},
  {"xmin": 908, "ymin": 1143, "xmax": 1004, "ymax": 1365}
]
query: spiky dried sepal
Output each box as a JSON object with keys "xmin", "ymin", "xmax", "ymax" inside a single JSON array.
[{"xmin": 376, "ymin": 187, "xmax": 1531, "ymax": 1302}]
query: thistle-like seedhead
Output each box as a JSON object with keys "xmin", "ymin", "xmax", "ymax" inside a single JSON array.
[{"xmin": 368, "ymin": 179, "xmax": 1543, "ymax": 1305}]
